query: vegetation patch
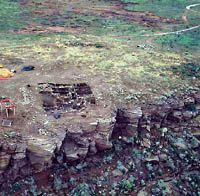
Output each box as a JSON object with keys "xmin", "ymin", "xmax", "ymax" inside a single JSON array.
[
  {"xmin": 0, "ymin": 0, "xmax": 31, "ymax": 32},
  {"xmin": 85, "ymin": 18, "xmax": 152, "ymax": 36},
  {"xmin": 154, "ymin": 28, "xmax": 200, "ymax": 50},
  {"xmin": 171, "ymin": 62, "xmax": 200, "ymax": 79},
  {"xmin": 187, "ymin": 11, "xmax": 200, "ymax": 26},
  {"xmin": 122, "ymin": 0, "xmax": 198, "ymax": 19}
]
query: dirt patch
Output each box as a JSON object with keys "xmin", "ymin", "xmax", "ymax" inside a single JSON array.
[{"xmin": 16, "ymin": 25, "xmax": 89, "ymax": 35}]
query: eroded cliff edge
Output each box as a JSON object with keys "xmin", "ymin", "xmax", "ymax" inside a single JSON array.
[{"xmin": 0, "ymin": 84, "xmax": 200, "ymax": 190}]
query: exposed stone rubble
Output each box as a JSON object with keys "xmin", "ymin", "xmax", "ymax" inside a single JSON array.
[
  {"xmin": 0, "ymin": 87, "xmax": 200, "ymax": 188},
  {"xmin": 38, "ymin": 83, "xmax": 95, "ymax": 111},
  {"xmin": 139, "ymin": 94, "xmax": 200, "ymax": 134}
]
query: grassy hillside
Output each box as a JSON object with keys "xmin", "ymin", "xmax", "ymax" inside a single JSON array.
[
  {"xmin": 0, "ymin": 0, "xmax": 29, "ymax": 32},
  {"xmin": 123, "ymin": 0, "xmax": 199, "ymax": 19},
  {"xmin": 0, "ymin": 0, "xmax": 199, "ymax": 100}
]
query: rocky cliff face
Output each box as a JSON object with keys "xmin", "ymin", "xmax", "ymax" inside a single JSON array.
[{"xmin": 0, "ymin": 86, "xmax": 200, "ymax": 189}]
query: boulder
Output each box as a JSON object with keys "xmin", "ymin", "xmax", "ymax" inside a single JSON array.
[
  {"xmin": 62, "ymin": 133, "xmax": 89, "ymax": 161},
  {"xmin": 115, "ymin": 104, "xmax": 142, "ymax": 137},
  {"xmin": 112, "ymin": 169, "xmax": 123, "ymax": 177},
  {"xmin": 183, "ymin": 96, "xmax": 195, "ymax": 105},
  {"xmin": 61, "ymin": 103, "xmax": 117, "ymax": 158},
  {"xmin": 0, "ymin": 155, "xmax": 11, "ymax": 174},
  {"xmin": 194, "ymin": 91, "xmax": 200, "ymax": 103},
  {"xmin": 172, "ymin": 111, "xmax": 182, "ymax": 121},
  {"xmin": 26, "ymin": 136, "xmax": 57, "ymax": 172},
  {"xmin": 173, "ymin": 138, "xmax": 187, "ymax": 150},
  {"xmin": 183, "ymin": 111, "xmax": 193, "ymax": 120}
]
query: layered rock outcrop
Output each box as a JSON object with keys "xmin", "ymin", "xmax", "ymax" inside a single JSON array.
[{"xmin": 0, "ymin": 86, "xmax": 200, "ymax": 188}]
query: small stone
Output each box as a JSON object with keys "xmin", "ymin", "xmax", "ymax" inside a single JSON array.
[
  {"xmin": 159, "ymin": 153, "xmax": 168, "ymax": 161},
  {"xmin": 172, "ymin": 111, "xmax": 182, "ymax": 121},
  {"xmin": 155, "ymin": 123, "xmax": 161, "ymax": 129},
  {"xmin": 194, "ymin": 92, "xmax": 200, "ymax": 103},
  {"xmin": 174, "ymin": 128, "xmax": 180, "ymax": 132},
  {"xmin": 81, "ymin": 112, "xmax": 87, "ymax": 118},
  {"xmin": 137, "ymin": 188, "xmax": 148, "ymax": 196},
  {"xmin": 89, "ymin": 141, "xmax": 97, "ymax": 155},
  {"xmin": 0, "ymin": 155, "xmax": 11, "ymax": 170},
  {"xmin": 162, "ymin": 127, "xmax": 168, "ymax": 133},
  {"xmin": 193, "ymin": 131, "xmax": 200, "ymax": 140},
  {"xmin": 128, "ymin": 161, "xmax": 135, "ymax": 168},
  {"xmin": 161, "ymin": 127, "xmax": 168, "ymax": 136},
  {"xmin": 183, "ymin": 97, "xmax": 195, "ymax": 105},
  {"xmin": 44, "ymin": 120, "xmax": 49, "ymax": 125},
  {"xmin": 142, "ymin": 138, "xmax": 151, "ymax": 148},
  {"xmin": 183, "ymin": 111, "xmax": 193, "ymax": 120},
  {"xmin": 145, "ymin": 155, "xmax": 159, "ymax": 162},
  {"xmin": 189, "ymin": 136, "xmax": 200, "ymax": 148},
  {"xmin": 196, "ymin": 104, "xmax": 200, "ymax": 110},
  {"xmin": 174, "ymin": 138, "xmax": 187, "ymax": 149},
  {"xmin": 62, "ymin": 183, "xmax": 68, "ymax": 189},
  {"xmin": 112, "ymin": 169, "xmax": 123, "ymax": 177},
  {"xmin": 56, "ymin": 155, "xmax": 63, "ymax": 164},
  {"xmin": 146, "ymin": 125, "xmax": 151, "ymax": 132}
]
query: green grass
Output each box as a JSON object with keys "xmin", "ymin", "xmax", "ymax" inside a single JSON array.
[
  {"xmin": 122, "ymin": 0, "xmax": 198, "ymax": 19},
  {"xmin": 194, "ymin": 5, "xmax": 200, "ymax": 12},
  {"xmin": 86, "ymin": 18, "xmax": 155, "ymax": 36},
  {"xmin": 171, "ymin": 62, "xmax": 200, "ymax": 79},
  {"xmin": 34, "ymin": 9, "xmax": 153, "ymax": 37},
  {"xmin": 154, "ymin": 28, "xmax": 200, "ymax": 49},
  {"xmin": 0, "ymin": 0, "xmax": 27, "ymax": 32},
  {"xmin": 187, "ymin": 11, "xmax": 200, "ymax": 26},
  {"xmin": 0, "ymin": 33, "xmax": 69, "ymax": 49}
]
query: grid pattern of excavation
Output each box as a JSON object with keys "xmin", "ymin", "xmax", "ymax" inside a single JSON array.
[{"xmin": 38, "ymin": 83, "xmax": 96, "ymax": 111}]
